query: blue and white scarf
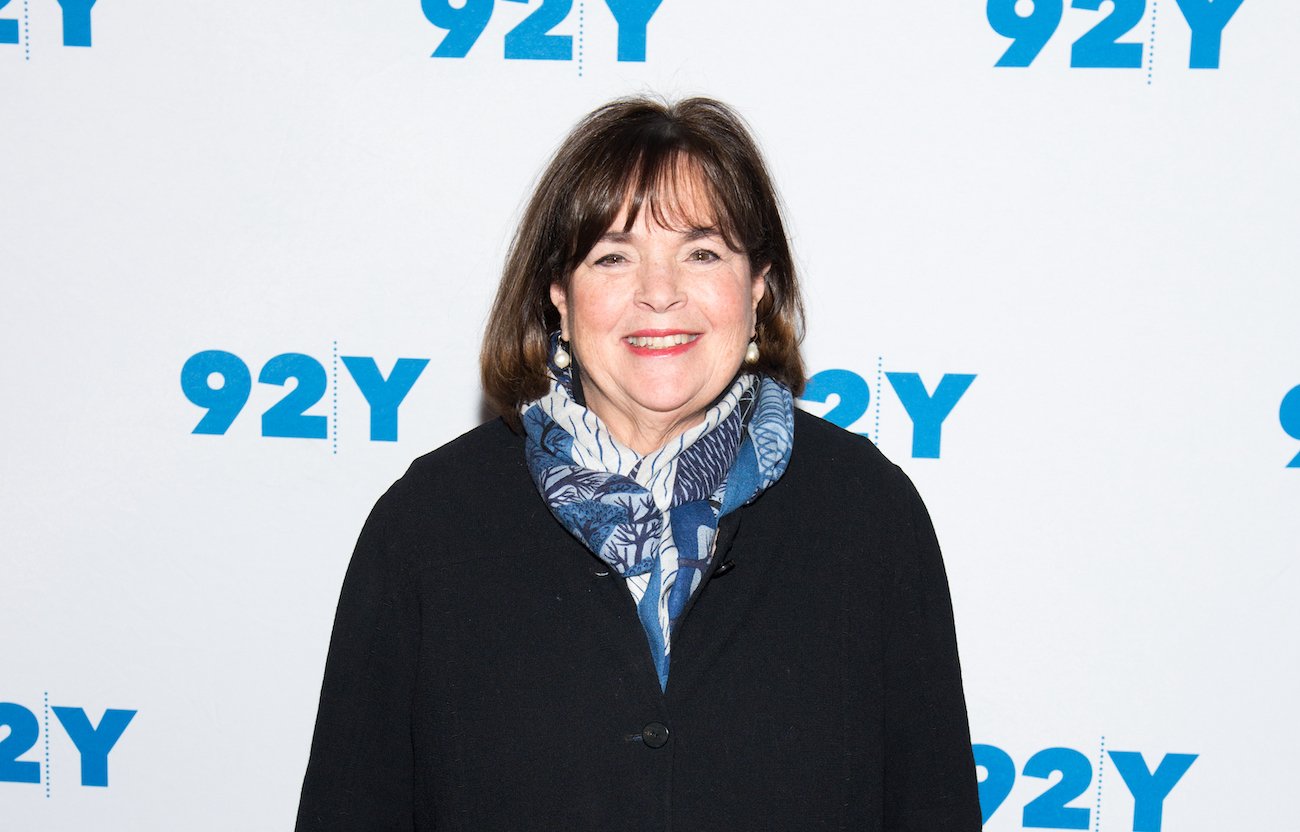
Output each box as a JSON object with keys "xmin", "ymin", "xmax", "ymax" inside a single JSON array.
[{"xmin": 521, "ymin": 356, "xmax": 794, "ymax": 689}]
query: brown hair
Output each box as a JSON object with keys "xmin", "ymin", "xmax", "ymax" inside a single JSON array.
[{"xmin": 480, "ymin": 95, "xmax": 806, "ymax": 427}]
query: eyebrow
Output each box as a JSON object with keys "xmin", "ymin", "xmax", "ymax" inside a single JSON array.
[{"xmin": 597, "ymin": 226, "xmax": 721, "ymax": 244}]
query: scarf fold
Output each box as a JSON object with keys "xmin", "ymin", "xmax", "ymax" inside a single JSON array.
[{"xmin": 521, "ymin": 354, "xmax": 794, "ymax": 689}]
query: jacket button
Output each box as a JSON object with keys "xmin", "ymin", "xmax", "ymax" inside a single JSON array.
[{"xmin": 641, "ymin": 722, "xmax": 670, "ymax": 748}]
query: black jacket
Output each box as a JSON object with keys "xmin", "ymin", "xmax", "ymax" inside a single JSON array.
[{"xmin": 296, "ymin": 411, "xmax": 981, "ymax": 831}]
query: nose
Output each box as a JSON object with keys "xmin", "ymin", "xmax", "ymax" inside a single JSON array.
[{"xmin": 634, "ymin": 257, "xmax": 686, "ymax": 313}]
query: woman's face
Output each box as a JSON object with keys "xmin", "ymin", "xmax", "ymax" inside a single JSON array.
[{"xmin": 550, "ymin": 180, "xmax": 766, "ymax": 453}]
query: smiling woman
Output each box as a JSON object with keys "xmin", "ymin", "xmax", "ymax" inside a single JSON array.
[
  {"xmin": 551, "ymin": 182, "xmax": 767, "ymax": 452},
  {"xmin": 479, "ymin": 97, "xmax": 806, "ymax": 430},
  {"xmin": 296, "ymin": 96, "xmax": 982, "ymax": 832}
]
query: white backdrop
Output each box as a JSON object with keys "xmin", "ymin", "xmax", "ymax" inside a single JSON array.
[{"xmin": 3, "ymin": 1, "xmax": 1297, "ymax": 829}]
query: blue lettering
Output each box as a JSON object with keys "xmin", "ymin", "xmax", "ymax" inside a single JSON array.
[
  {"xmin": 0, "ymin": 0, "xmax": 18, "ymax": 45},
  {"xmin": 1070, "ymin": 0, "xmax": 1145, "ymax": 68},
  {"xmin": 422, "ymin": 0, "xmax": 493, "ymax": 58},
  {"xmin": 603, "ymin": 0, "xmax": 662, "ymax": 61},
  {"xmin": 259, "ymin": 353, "xmax": 328, "ymax": 439},
  {"xmin": 342, "ymin": 356, "xmax": 430, "ymax": 442},
  {"xmin": 800, "ymin": 369, "xmax": 870, "ymax": 436},
  {"xmin": 973, "ymin": 743, "xmax": 1016, "ymax": 824},
  {"xmin": 1279, "ymin": 385, "xmax": 1300, "ymax": 468},
  {"xmin": 988, "ymin": 0, "xmax": 1064, "ymax": 67},
  {"xmin": 1109, "ymin": 751, "xmax": 1197, "ymax": 832},
  {"xmin": 1022, "ymin": 747, "xmax": 1092, "ymax": 829},
  {"xmin": 56, "ymin": 0, "xmax": 98, "ymax": 48},
  {"xmin": 885, "ymin": 372, "xmax": 976, "ymax": 459},
  {"xmin": 181, "ymin": 350, "xmax": 252, "ymax": 436},
  {"xmin": 504, "ymin": 0, "xmax": 573, "ymax": 60},
  {"xmin": 51, "ymin": 707, "xmax": 136, "ymax": 788},
  {"xmin": 0, "ymin": 703, "xmax": 40, "ymax": 784},
  {"xmin": 1173, "ymin": 0, "xmax": 1245, "ymax": 68}
]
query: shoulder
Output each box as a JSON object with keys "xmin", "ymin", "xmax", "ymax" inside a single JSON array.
[
  {"xmin": 753, "ymin": 412, "xmax": 940, "ymax": 582},
  {"xmin": 750, "ymin": 410, "xmax": 932, "ymax": 553},
  {"xmin": 787, "ymin": 409, "xmax": 915, "ymax": 504},
  {"xmin": 361, "ymin": 418, "xmax": 552, "ymax": 566},
  {"xmin": 392, "ymin": 417, "xmax": 526, "ymax": 498},
  {"xmin": 791, "ymin": 408, "xmax": 887, "ymax": 466},
  {"xmin": 383, "ymin": 417, "xmax": 534, "ymax": 514}
]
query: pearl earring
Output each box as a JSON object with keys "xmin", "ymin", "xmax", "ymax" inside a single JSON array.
[
  {"xmin": 554, "ymin": 339, "xmax": 571, "ymax": 370},
  {"xmin": 744, "ymin": 339, "xmax": 760, "ymax": 365}
]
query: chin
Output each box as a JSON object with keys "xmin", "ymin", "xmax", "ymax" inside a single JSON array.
[
  {"xmin": 631, "ymin": 393, "xmax": 700, "ymax": 417},
  {"xmin": 624, "ymin": 378, "xmax": 709, "ymax": 414}
]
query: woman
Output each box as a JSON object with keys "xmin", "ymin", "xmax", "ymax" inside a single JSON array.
[{"xmin": 296, "ymin": 97, "xmax": 981, "ymax": 831}]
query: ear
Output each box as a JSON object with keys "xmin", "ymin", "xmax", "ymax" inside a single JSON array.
[
  {"xmin": 751, "ymin": 267, "xmax": 768, "ymax": 317},
  {"xmin": 549, "ymin": 282, "xmax": 570, "ymax": 340}
]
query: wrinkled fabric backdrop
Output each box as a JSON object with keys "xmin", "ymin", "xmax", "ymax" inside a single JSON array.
[{"xmin": 2, "ymin": 2, "xmax": 1296, "ymax": 829}]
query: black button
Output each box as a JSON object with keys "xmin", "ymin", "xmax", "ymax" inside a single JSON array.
[{"xmin": 641, "ymin": 722, "xmax": 670, "ymax": 748}]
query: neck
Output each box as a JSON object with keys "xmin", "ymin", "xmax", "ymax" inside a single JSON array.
[
  {"xmin": 603, "ymin": 405, "xmax": 707, "ymax": 452},
  {"xmin": 593, "ymin": 405, "xmax": 705, "ymax": 456}
]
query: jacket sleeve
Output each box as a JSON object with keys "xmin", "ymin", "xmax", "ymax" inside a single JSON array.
[
  {"xmin": 295, "ymin": 490, "xmax": 419, "ymax": 831},
  {"xmin": 882, "ymin": 468, "xmax": 982, "ymax": 831}
]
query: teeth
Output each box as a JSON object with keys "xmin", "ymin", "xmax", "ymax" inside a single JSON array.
[{"xmin": 627, "ymin": 334, "xmax": 697, "ymax": 349}]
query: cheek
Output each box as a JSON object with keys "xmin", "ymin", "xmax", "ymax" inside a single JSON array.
[
  {"xmin": 569, "ymin": 285, "xmax": 626, "ymax": 339},
  {"xmin": 707, "ymin": 280, "xmax": 757, "ymax": 332}
]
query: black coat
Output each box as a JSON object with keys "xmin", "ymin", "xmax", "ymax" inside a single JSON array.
[{"xmin": 296, "ymin": 411, "xmax": 981, "ymax": 831}]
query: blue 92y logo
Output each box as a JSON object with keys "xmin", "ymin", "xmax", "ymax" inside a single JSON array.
[
  {"xmin": 180, "ymin": 350, "xmax": 429, "ymax": 443},
  {"xmin": 422, "ymin": 0, "xmax": 662, "ymax": 61},
  {"xmin": 0, "ymin": 0, "xmax": 101, "ymax": 48},
  {"xmin": 976, "ymin": 743, "xmax": 1196, "ymax": 831},
  {"xmin": 987, "ymin": 0, "xmax": 1245, "ymax": 68}
]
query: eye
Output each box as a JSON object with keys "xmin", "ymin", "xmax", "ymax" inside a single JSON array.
[
  {"xmin": 593, "ymin": 253, "xmax": 627, "ymax": 266},
  {"xmin": 688, "ymin": 248, "xmax": 721, "ymax": 262}
]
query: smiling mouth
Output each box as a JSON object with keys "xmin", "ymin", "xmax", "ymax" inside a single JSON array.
[{"xmin": 625, "ymin": 333, "xmax": 700, "ymax": 349}]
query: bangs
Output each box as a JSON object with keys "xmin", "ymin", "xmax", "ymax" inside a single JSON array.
[
  {"xmin": 620, "ymin": 150, "xmax": 743, "ymax": 246},
  {"xmin": 565, "ymin": 144, "xmax": 748, "ymax": 272}
]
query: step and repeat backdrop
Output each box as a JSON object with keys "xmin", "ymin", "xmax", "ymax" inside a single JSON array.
[{"xmin": 3, "ymin": 1, "xmax": 1296, "ymax": 829}]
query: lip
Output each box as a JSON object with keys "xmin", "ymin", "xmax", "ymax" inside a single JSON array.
[{"xmin": 624, "ymin": 329, "xmax": 701, "ymax": 357}]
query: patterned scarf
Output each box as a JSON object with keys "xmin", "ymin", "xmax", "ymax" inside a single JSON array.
[{"xmin": 521, "ymin": 353, "xmax": 795, "ymax": 689}]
